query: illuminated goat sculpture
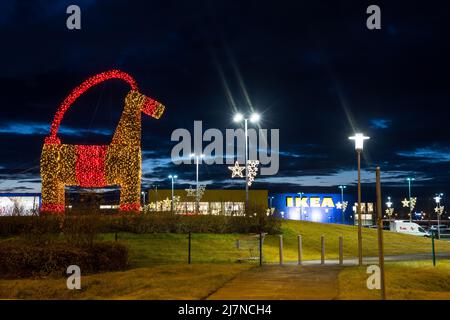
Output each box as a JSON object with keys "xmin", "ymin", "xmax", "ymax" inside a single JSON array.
[{"xmin": 40, "ymin": 70, "xmax": 165, "ymax": 213}]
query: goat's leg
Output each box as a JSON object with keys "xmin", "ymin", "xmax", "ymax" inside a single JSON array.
[{"xmin": 41, "ymin": 180, "xmax": 65, "ymax": 213}]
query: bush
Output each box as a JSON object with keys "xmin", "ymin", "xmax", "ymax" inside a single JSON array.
[
  {"xmin": 0, "ymin": 240, "xmax": 128, "ymax": 279},
  {"xmin": 0, "ymin": 212, "xmax": 282, "ymax": 237}
]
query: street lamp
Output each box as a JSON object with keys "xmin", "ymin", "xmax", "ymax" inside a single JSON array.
[
  {"xmin": 190, "ymin": 153, "xmax": 204, "ymax": 214},
  {"xmin": 141, "ymin": 191, "xmax": 146, "ymax": 207},
  {"xmin": 297, "ymin": 192, "xmax": 304, "ymax": 220},
  {"xmin": 234, "ymin": 111, "xmax": 260, "ymax": 209},
  {"xmin": 349, "ymin": 133, "xmax": 370, "ymax": 266},
  {"xmin": 269, "ymin": 196, "xmax": 274, "ymax": 209},
  {"xmin": 406, "ymin": 177, "xmax": 415, "ymax": 222},
  {"xmin": 168, "ymin": 175, "xmax": 178, "ymax": 213},
  {"xmin": 151, "ymin": 184, "xmax": 158, "ymax": 211},
  {"xmin": 434, "ymin": 193, "xmax": 444, "ymax": 239},
  {"xmin": 385, "ymin": 196, "xmax": 394, "ymax": 222},
  {"xmin": 338, "ymin": 185, "xmax": 346, "ymax": 224}
]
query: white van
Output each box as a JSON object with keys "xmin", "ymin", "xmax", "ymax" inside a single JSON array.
[{"xmin": 390, "ymin": 220, "xmax": 429, "ymax": 237}]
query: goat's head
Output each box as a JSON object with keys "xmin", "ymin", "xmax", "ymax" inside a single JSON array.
[{"xmin": 141, "ymin": 95, "xmax": 165, "ymax": 119}]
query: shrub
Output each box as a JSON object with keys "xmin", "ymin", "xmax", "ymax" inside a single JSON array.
[
  {"xmin": 0, "ymin": 240, "xmax": 128, "ymax": 279},
  {"xmin": 0, "ymin": 212, "xmax": 282, "ymax": 237}
]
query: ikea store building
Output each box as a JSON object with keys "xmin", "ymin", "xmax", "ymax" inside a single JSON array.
[{"xmin": 0, "ymin": 190, "xmax": 374, "ymax": 226}]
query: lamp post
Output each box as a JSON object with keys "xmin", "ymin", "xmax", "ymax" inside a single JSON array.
[
  {"xmin": 190, "ymin": 153, "xmax": 204, "ymax": 214},
  {"xmin": 141, "ymin": 191, "xmax": 146, "ymax": 208},
  {"xmin": 234, "ymin": 112, "xmax": 260, "ymax": 210},
  {"xmin": 349, "ymin": 133, "xmax": 370, "ymax": 266},
  {"xmin": 406, "ymin": 177, "xmax": 415, "ymax": 222},
  {"xmin": 434, "ymin": 193, "xmax": 444, "ymax": 239},
  {"xmin": 338, "ymin": 185, "xmax": 346, "ymax": 224},
  {"xmin": 386, "ymin": 196, "xmax": 394, "ymax": 223},
  {"xmin": 269, "ymin": 196, "xmax": 274, "ymax": 209},
  {"xmin": 151, "ymin": 184, "xmax": 158, "ymax": 211},
  {"xmin": 297, "ymin": 192, "xmax": 304, "ymax": 220},
  {"xmin": 168, "ymin": 175, "xmax": 177, "ymax": 213}
]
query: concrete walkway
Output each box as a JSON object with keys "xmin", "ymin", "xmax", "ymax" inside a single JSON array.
[
  {"xmin": 206, "ymin": 253, "xmax": 450, "ymax": 300},
  {"xmin": 206, "ymin": 265, "xmax": 342, "ymax": 300},
  {"xmin": 285, "ymin": 252, "xmax": 450, "ymax": 266}
]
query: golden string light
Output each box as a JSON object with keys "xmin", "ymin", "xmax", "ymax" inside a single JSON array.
[{"xmin": 40, "ymin": 70, "xmax": 165, "ymax": 213}]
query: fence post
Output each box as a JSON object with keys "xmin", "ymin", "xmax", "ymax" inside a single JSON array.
[
  {"xmin": 188, "ymin": 231, "xmax": 191, "ymax": 264},
  {"xmin": 321, "ymin": 235, "xmax": 325, "ymax": 265},
  {"xmin": 432, "ymin": 232, "xmax": 436, "ymax": 266},
  {"xmin": 339, "ymin": 236, "xmax": 343, "ymax": 265},
  {"xmin": 259, "ymin": 232, "xmax": 263, "ymax": 267},
  {"xmin": 298, "ymin": 235, "xmax": 302, "ymax": 265},
  {"xmin": 279, "ymin": 235, "xmax": 283, "ymax": 265}
]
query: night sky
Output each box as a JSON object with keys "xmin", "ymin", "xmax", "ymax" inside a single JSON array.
[{"xmin": 0, "ymin": 0, "xmax": 449, "ymax": 210}]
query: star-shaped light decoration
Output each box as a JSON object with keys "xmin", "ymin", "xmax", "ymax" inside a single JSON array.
[
  {"xmin": 162, "ymin": 198, "xmax": 172, "ymax": 211},
  {"xmin": 247, "ymin": 160, "xmax": 260, "ymax": 186},
  {"xmin": 410, "ymin": 197, "xmax": 417, "ymax": 211},
  {"xmin": 401, "ymin": 198, "xmax": 410, "ymax": 207},
  {"xmin": 385, "ymin": 208, "xmax": 394, "ymax": 217},
  {"xmin": 336, "ymin": 202, "xmax": 343, "ymax": 209},
  {"xmin": 228, "ymin": 161, "xmax": 245, "ymax": 178},
  {"xmin": 185, "ymin": 186, "xmax": 196, "ymax": 197},
  {"xmin": 196, "ymin": 184, "xmax": 206, "ymax": 201},
  {"xmin": 342, "ymin": 201, "xmax": 348, "ymax": 212},
  {"xmin": 434, "ymin": 205, "xmax": 444, "ymax": 216}
]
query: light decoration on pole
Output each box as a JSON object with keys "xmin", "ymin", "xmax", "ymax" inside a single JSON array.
[
  {"xmin": 185, "ymin": 185, "xmax": 206, "ymax": 201},
  {"xmin": 385, "ymin": 196, "xmax": 394, "ymax": 220},
  {"xmin": 336, "ymin": 201, "xmax": 348, "ymax": 211},
  {"xmin": 246, "ymin": 160, "xmax": 260, "ymax": 186},
  {"xmin": 406, "ymin": 177, "xmax": 415, "ymax": 222},
  {"xmin": 434, "ymin": 193, "xmax": 444, "ymax": 239},
  {"xmin": 228, "ymin": 161, "xmax": 245, "ymax": 178},
  {"xmin": 228, "ymin": 160, "xmax": 259, "ymax": 186},
  {"xmin": 402, "ymin": 197, "xmax": 417, "ymax": 215},
  {"xmin": 40, "ymin": 70, "xmax": 165, "ymax": 213}
]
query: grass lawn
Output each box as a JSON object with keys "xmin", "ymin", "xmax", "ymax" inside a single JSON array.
[
  {"xmin": 2, "ymin": 220, "xmax": 450, "ymax": 299},
  {"xmin": 0, "ymin": 264, "xmax": 252, "ymax": 300},
  {"xmin": 100, "ymin": 220, "xmax": 450, "ymax": 266},
  {"xmin": 263, "ymin": 220, "xmax": 450, "ymax": 262},
  {"xmin": 337, "ymin": 260, "xmax": 450, "ymax": 300}
]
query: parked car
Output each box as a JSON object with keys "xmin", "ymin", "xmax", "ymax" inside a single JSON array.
[{"xmin": 390, "ymin": 220, "xmax": 429, "ymax": 237}]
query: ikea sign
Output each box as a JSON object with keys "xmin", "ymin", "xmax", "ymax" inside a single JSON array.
[{"xmin": 286, "ymin": 196, "xmax": 336, "ymax": 208}]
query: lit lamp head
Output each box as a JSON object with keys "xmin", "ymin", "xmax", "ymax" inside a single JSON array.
[
  {"xmin": 434, "ymin": 193, "xmax": 443, "ymax": 204},
  {"xmin": 190, "ymin": 153, "xmax": 205, "ymax": 161},
  {"xmin": 233, "ymin": 113, "xmax": 244, "ymax": 123},
  {"xmin": 338, "ymin": 185, "xmax": 346, "ymax": 190},
  {"xmin": 386, "ymin": 196, "xmax": 393, "ymax": 208},
  {"xmin": 233, "ymin": 112, "xmax": 260, "ymax": 123},
  {"xmin": 349, "ymin": 133, "xmax": 370, "ymax": 151},
  {"xmin": 250, "ymin": 113, "xmax": 260, "ymax": 123},
  {"xmin": 168, "ymin": 175, "xmax": 178, "ymax": 180}
]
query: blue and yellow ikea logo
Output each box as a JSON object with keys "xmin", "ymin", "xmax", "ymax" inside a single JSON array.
[{"xmin": 286, "ymin": 196, "xmax": 335, "ymax": 208}]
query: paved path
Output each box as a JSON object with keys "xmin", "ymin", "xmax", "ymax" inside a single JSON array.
[
  {"xmin": 206, "ymin": 265, "xmax": 342, "ymax": 300},
  {"xmin": 286, "ymin": 252, "xmax": 450, "ymax": 266},
  {"xmin": 206, "ymin": 253, "xmax": 450, "ymax": 300}
]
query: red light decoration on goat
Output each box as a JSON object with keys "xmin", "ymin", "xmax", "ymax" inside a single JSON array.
[{"xmin": 40, "ymin": 70, "xmax": 165, "ymax": 213}]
